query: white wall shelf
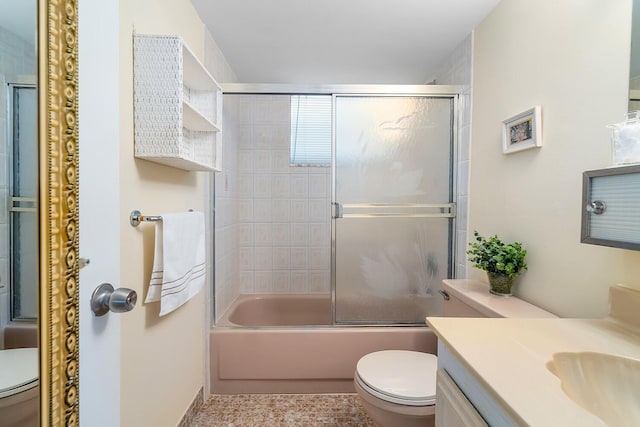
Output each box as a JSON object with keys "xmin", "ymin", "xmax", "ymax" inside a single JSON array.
[{"xmin": 133, "ymin": 34, "xmax": 223, "ymax": 172}]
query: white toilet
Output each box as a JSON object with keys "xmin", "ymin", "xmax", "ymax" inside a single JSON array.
[
  {"xmin": 354, "ymin": 279, "xmax": 557, "ymax": 427},
  {"xmin": 0, "ymin": 347, "xmax": 39, "ymax": 427}
]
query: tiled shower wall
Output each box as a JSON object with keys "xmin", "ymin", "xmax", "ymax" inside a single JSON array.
[
  {"xmin": 203, "ymin": 30, "xmax": 241, "ymax": 322},
  {"xmin": 235, "ymin": 95, "xmax": 331, "ymax": 295},
  {"xmin": 0, "ymin": 26, "xmax": 36, "ymax": 341},
  {"xmin": 427, "ymin": 34, "xmax": 473, "ymax": 279}
]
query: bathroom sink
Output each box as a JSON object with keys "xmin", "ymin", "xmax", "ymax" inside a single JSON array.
[{"xmin": 546, "ymin": 352, "xmax": 640, "ymax": 427}]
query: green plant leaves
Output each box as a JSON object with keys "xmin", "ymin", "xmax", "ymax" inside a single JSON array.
[{"xmin": 466, "ymin": 231, "xmax": 527, "ymax": 279}]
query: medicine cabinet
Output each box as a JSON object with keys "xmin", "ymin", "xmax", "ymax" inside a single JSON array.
[
  {"xmin": 581, "ymin": 165, "xmax": 640, "ymax": 250},
  {"xmin": 133, "ymin": 34, "xmax": 222, "ymax": 171}
]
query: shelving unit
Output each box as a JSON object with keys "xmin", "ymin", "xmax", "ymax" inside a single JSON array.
[{"xmin": 133, "ymin": 34, "xmax": 223, "ymax": 171}]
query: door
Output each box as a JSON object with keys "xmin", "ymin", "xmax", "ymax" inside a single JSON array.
[
  {"xmin": 78, "ymin": 1, "xmax": 121, "ymax": 425},
  {"xmin": 8, "ymin": 83, "xmax": 38, "ymax": 320},
  {"xmin": 333, "ymin": 95, "xmax": 455, "ymax": 324}
]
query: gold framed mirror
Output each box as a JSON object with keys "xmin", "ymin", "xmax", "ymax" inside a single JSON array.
[{"xmin": 38, "ymin": 0, "xmax": 80, "ymax": 425}]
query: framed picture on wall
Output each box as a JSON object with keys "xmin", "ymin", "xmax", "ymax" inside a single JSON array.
[{"xmin": 502, "ymin": 106, "xmax": 542, "ymax": 154}]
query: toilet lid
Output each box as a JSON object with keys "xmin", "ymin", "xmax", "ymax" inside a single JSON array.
[
  {"xmin": 356, "ymin": 350, "xmax": 437, "ymax": 406},
  {"xmin": 0, "ymin": 348, "xmax": 39, "ymax": 398}
]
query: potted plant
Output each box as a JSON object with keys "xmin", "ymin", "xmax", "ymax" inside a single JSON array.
[{"xmin": 466, "ymin": 231, "xmax": 528, "ymax": 296}]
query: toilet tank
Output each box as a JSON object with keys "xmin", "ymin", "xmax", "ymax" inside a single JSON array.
[{"xmin": 441, "ymin": 279, "xmax": 557, "ymax": 318}]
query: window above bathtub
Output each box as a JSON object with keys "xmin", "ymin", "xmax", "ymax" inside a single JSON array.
[{"xmin": 290, "ymin": 95, "xmax": 331, "ymax": 167}]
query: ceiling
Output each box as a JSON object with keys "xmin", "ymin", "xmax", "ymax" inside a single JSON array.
[{"xmin": 191, "ymin": 0, "xmax": 501, "ymax": 84}]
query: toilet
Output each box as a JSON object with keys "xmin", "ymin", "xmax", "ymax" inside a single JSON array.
[
  {"xmin": 354, "ymin": 279, "xmax": 557, "ymax": 427},
  {"xmin": 0, "ymin": 347, "xmax": 39, "ymax": 427}
]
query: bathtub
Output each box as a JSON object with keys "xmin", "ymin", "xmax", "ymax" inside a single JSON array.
[{"xmin": 210, "ymin": 294, "xmax": 437, "ymax": 394}]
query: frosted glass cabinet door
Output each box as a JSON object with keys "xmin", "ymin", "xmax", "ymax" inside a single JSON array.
[{"xmin": 333, "ymin": 95, "xmax": 455, "ymax": 323}]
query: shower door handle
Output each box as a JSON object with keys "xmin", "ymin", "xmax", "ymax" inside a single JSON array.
[
  {"xmin": 9, "ymin": 196, "xmax": 37, "ymax": 212},
  {"xmin": 332, "ymin": 202, "xmax": 343, "ymax": 219}
]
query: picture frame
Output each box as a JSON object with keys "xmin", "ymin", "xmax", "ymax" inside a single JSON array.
[{"xmin": 502, "ymin": 106, "xmax": 542, "ymax": 154}]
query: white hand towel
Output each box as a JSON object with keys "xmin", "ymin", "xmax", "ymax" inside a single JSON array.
[{"xmin": 145, "ymin": 211, "xmax": 206, "ymax": 316}]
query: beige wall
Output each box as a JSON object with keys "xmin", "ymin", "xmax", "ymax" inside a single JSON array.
[
  {"xmin": 119, "ymin": 1, "xmax": 208, "ymax": 425},
  {"xmin": 470, "ymin": 0, "xmax": 640, "ymax": 318}
]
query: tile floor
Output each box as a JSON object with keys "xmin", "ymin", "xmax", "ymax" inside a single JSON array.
[{"xmin": 191, "ymin": 394, "xmax": 375, "ymax": 427}]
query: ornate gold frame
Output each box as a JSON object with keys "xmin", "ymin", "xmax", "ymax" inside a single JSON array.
[{"xmin": 39, "ymin": 0, "xmax": 80, "ymax": 425}]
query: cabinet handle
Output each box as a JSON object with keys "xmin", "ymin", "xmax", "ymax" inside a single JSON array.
[{"xmin": 587, "ymin": 200, "xmax": 606, "ymax": 215}]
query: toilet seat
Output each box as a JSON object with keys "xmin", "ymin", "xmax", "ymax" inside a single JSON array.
[
  {"xmin": 0, "ymin": 348, "xmax": 39, "ymax": 398},
  {"xmin": 355, "ymin": 350, "xmax": 437, "ymax": 407}
]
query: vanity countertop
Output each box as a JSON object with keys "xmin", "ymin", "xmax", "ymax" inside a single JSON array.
[{"xmin": 427, "ymin": 286, "xmax": 640, "ymax": 426}]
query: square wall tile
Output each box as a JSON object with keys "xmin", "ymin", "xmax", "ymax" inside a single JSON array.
[
  {"xmin": 237, "ymin": 199, "xmax": 254, "ymax": 223},
  {"xmin": 253, "ymin": 223, "xmax": 272, "ymax": 246},
  {"xmin": 291, "ymin": 200, "xmax": 309, "ymax": 222},
  {"xmin": 253, "ymin": 199, "xmax": 272, "ymax": 222},
  {"xmin": 237, "ymin": 223, "xmax": 253, "ymax": 247},
  {"xmin": 254, "ymin": 247, "xmax": 273, "ymax": 270},
  {"xmin": 272, "ymin": 199, "xmax": 291, "ymax": 223},
  {"xmin": 237, "ymin": 174, "xmax": 254, "ymax": 198},
  {"xmin": 309, "ymin": 223, "xmax": 330, "ymax": 247},
  {"xmin": 272, "ymin": 174, "xmax": 290, "ymax": 198},
  {"xmin": 238, "ymin": 248, "xmax": 254, "ymax": 270},
  {"xmin": 309, "ymin": 174, "xmax": 328, "ymax": 198},
  {"xmin": 238, "ymin": 150, "xmax": 254, "ymax": 172},
  {"xmin": 291, "ymin": 224, "xmax": 309, "ymax": 246},
  {"xmin": 273, "ymin": 271, "xmax": 291, "ymax": 292},
  {"xmin": 291, "ymin": 174, "xmax": 309, "ymax": 198},
  {"xmin": 273, "ymin": 247, "xmax": 291, "ymax": 269},
  {"xmin": 254, "ymin": 271, "xmax": 273, "ymax": 292},
  {"xmin": 271, "ymin": 150, "xmax": 290, "ymax": 173},
  {"xmin": 291, "ymin": 247, "xmax": 308, "ymax": 269},
  {"xmin": 238, "ymin": 125, "xmax": 253, "ymax": 148},
  {"xmin": 272, "ymin": 223, "xmax": 290, "ymax": 246},
  {"xmin": 310, "ymin": 271, "xmax": 330, "ymax": 293},
  {"xmin": 253, "ymin": 150, "xmax": 272, "ymax": 172},
  {"xmin": 309, "ymin": 199, "xmax": 329, "ymax": 222},
  {"xmin": 239, "ymin": 271, "xmax": 255, "ymax": 293},
  {"xmin": 254, "ymin": 174, "xmax": 272, "ymax": 198},
  {"xmin": 310, "ymin": 247, "xmax": 330, "ymax": 270},
  {"xmin": 291, "ymin": 271, "xmax": 309, "ymax": 292}
]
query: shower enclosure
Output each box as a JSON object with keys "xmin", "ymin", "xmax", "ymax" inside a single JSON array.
[
  {"xmin": 210, "ymin": 85, "xmax": 458, "ymax": 393},
  {"xmin": 214, "ymin": 85, "xmax": 457, "ymax": 324}
]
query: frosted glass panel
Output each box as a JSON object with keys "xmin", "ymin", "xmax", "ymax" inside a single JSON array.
[
  {"xmin": 335, "ymin": 217, "xmax": 449, "ymax": 323},
  {"xmin": 335, "ymin": 96, "xmax": 452, "ymax": 204},
  {"xmin": 333, "ymin": 95, "xmax": 454, "ymax": 323},
  {"xmin": 10, "ymin": 85, "xmax": 38, "ymax": 320},
  {"xmin": 590, "ymin": 172, "xmax": 640, "ymax": 243}
]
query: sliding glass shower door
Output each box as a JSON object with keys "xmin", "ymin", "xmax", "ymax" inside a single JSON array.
[
  {"xmin": 8, "ymin": 83, "xmax": 38, "ymax": 320},
  {"xmin": 333, "ymin": 95, "xmax": 455, "ymax": 324}
]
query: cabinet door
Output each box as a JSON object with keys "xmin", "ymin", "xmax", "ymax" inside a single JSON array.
[
  {"xmin": 436, "ymin": 369, "xmax": 488, "ymax": 427},
  {"xmin": 581, "ymin": 165, "xmax": 640, "ymax": 250}
]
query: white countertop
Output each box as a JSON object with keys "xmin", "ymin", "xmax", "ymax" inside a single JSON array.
[
  {"xmin": 442, "ymin": 279, "xmax": 558, "ymax": 318},
  {"xmin": 426, "ymin": 315, "xmax": 640, "ymax": 426}
]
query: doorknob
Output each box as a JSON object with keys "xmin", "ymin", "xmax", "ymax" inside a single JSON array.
[{"xmin": 90, "ymin": 283, "xmax": 137, "ymax": 316}]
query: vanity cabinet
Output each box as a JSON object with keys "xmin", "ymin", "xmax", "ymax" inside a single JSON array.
[
  {"xmin": 436, "ymin": 342, "xmax": 521, "ymax": 427},
  {"xmin": 436, "ymin": 368, "xmax": 488, "ymax": 427},
  {"xmin": 133, "ymin": 34, "xmax": 223, "ymax": 171},
  {"xmin": 581, "ymin": 165, "xmax": 640, "ymax": 250}
]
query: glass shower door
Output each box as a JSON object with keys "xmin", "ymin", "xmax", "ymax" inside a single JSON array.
[
  {"xmin": 333, "ymin": 95, "xmax": 455, "ymax": 324},
  {"xmin": 8, "ymin": 84, "xmax": 38, "ymax": 320}
]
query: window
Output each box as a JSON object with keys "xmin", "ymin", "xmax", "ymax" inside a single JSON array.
[{"xmin": 290, "ymin": 95, "xmax": 331, "ymax": 166}]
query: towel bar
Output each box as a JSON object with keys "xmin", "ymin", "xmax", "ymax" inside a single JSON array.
[
  {"xmin": 130, "ymin": 210, "xmax": 161, "ymax": 227},
  {"xmin": 130, "ymin": 209, "xmax": 195, "ymax": 227}
]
